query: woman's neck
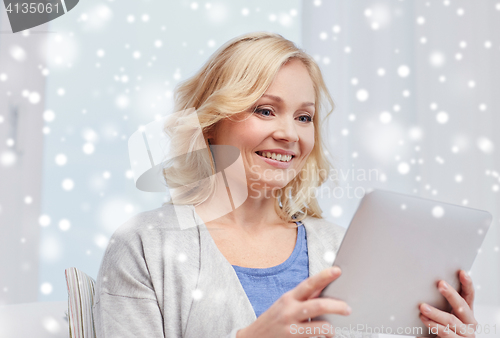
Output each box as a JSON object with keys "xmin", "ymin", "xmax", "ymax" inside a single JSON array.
[{"xmin": 194, "ymin": 180, "xmax": 289, "ymax": 231}]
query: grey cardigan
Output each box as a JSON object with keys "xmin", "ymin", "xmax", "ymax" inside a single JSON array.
[{"xmin": 93, "ymin": 203, "xmax": 355, "ymax": 338}]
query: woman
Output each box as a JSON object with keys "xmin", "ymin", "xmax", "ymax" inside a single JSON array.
[{"xmin": 93, "ymin": 32, "xmax": 478, "ymax": 338}]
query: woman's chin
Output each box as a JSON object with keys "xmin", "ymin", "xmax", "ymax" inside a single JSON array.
[{"xmin": 248, "ymin": 181, "xmax": 290, "ymax": 193}]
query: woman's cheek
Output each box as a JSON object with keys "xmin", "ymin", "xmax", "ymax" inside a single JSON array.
[{"xmin": 302, "ymin": 133, "xmax": 315, "ymax": 158}]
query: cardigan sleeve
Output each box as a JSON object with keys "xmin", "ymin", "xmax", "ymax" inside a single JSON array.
[
  {"xmin": 93, "ymin": 220, "xmax": 166, "ymax": 338},
  {"xmin": 93, "ymin": 294, "xmax": 164, "ymax": 337}
]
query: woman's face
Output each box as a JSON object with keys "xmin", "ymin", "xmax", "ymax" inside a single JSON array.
[{"xmin": 211, "ymin": 59, "xmax": 316, "ymax": 193}]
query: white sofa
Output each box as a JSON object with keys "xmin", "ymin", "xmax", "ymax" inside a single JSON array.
[
  {"xmin": 0, "ymin": 301, "xmax": 69, "ymax": 338},
  {"xmin": 0, "ymin": 301, "xmax": 498, "ymax": 338}
]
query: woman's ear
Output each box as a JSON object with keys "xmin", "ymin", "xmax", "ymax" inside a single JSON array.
[{"xmin": 203, "ymin": 131, "xmax": 212, "ymax": 145}]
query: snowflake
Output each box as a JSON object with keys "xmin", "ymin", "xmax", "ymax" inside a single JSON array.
[
  {"xmin": 59, "ymin": 219, "xmax": 71, "ymax": 231},
  {"xmin": 356, "ymin": 89, "xmax": 369, "ymax": 102},
  {"xmin": 330, "ymin": 205, "xmax": 342, "ymax": 218},
  {"xmin": 432, "ymin": 206, "xmax": 444, "ymax": 218}
]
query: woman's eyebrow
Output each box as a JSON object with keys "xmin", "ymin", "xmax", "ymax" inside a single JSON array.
[{"xmin": 261, "ymin": 94, "xmax": 315, "ymax": 108}]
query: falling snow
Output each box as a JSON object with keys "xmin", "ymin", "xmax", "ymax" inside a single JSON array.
[
  {"xmin": 43, "ymin": 110, "xmax": 56, "ymax": 122},
  {"xmin": 330, "ymin": 205, "xmax": 342, "ymax": 217},
  {"xmin": 429, "ymin": 51, "xmax": 445, "ymax": 67},
  {"xmin": 62, "ymin": 178, "xmax": 75, "ymax": 191},
  {"xmin": 83, "ymin": 143, "xmax": 95, "ymax": 154},
  {"xmin": 323, "ymin": 251, "xmax": 336, "ymax": 264},
  {"xmin": 397, "ymin": 162, "xmax": 410, "ymax": 175},
  {"xmin": 40, "ymin": 283, "xmax": 53, "ymax": 295},
  {"xmin": 477, "ymin": 137, "xmax": 494, "ymax": 154},
  {"xmin": 432, "ymin": 206, "xmax": 445, "ymax": 218},
  {"xmin": 39, "ymin": 215, "xmax": 51, "ymax": 227},
  {"xmin": 192, "ymin": 289, "xmax": 203, "ymax": 300},
  {"xmin": 55, "ymin": 154, "xmax": 67, "ymax": 166},
  {"xmin": 379, "ymin": 111, "xmax": 392, "ymax": 124},
  {"xmin": 397, "ymin": 65, "xmax": 410, "ymax": 77},
  {"xmin": 9, "ymin": 45, "xmax": 27, "ymax": 61},
  {"xmin": 59, "ymin": 219, "xmax": 71, "ymax": 231},
  {"xmin": 356, "ymin": 89, "xmax": 369, "ymax": 101},
  {"xmin": 436, "ymin": 111, "xmax": 449, "ymax": 124},
  {"xmin": 0, "ymin": 0, "xmax": 496, "ymax": 306}
]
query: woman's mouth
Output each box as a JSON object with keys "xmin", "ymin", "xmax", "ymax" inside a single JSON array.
[
  {"xmin": 255, "ymin": 151, "xmax": 295, "ymax": 169},
  {"xmin": 255, "ymin": 151, "xmax": 294, "ymax": 162}
]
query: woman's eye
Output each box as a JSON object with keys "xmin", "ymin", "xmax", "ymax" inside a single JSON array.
[
  {"xmin": 298, "ymin": 115, "xmax": 313, "ymax": 123},
  {"xmin": 253, "ymin": 107, "xmax": 312, "ymax": 122},
  {"xmin": 255, "ymin": 108, "xmax": 273, "ymax": 117}
]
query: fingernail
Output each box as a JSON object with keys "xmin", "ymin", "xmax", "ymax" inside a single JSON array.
[
  {"xmin": 346, "ymin": 306, "xmax": 352, "ymax": 315},
  {"xmin": 441, "ymin": 281, "xmax": 448, "ymax": 290},
  {"xmin": 330, "ymin": 266, "xmax": 340, "ymax": 276},
  {"xmin": 421, "ymin": 304, "xmax": 431, "ymax": 314}
]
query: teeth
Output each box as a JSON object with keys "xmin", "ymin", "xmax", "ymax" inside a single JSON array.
[{"xmin": 257, "ymin": 151, "xmax": 293, "ymax": 162}]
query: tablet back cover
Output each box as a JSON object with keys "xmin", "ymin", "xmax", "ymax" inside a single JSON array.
[{"xmin": 316, "ymin": 189, "xmax": 492, "ymax": 337}]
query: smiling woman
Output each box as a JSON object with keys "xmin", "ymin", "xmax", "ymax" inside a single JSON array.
[
  {"xmin": 92, "ymin": 32, "xmax": 371, "ymax": 338},
  {"xmin": 162, "ymin": 32, "xmax": 335, "ymax": 224},
  {"xmin": 93, "ymin": 30, "xmax": 480, "ymax": 338},
  {"xmin": 206, "ymin": 60, "xmax": 317, "ymax": 208}
]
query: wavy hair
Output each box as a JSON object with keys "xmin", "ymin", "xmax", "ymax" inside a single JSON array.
[{"xmin": 162, "ymin": 31, "xmax": 336, "ymax": 222}]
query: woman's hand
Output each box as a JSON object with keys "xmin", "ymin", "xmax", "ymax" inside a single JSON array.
[
  {"xmin": 418, "ymin": 270, "xmax": 478, "ymax": 338},
  {"xmin": 237, "ymin": 266, "xmax": 351, "ymax": 338}
]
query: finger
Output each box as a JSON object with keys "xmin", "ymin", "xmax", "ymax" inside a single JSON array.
[
  {"xmin": 289, "ymin": 321, "xmax": 336, "ymax": 338},
  {"xmin": 292, "ymin": 266, "xmax": 341, "ymax": 301},
  {"xmin": 420, "ymin": 314, "xmax": 460, "ymax": 338},
  {"xmin": 309, "ymin": 281, "xmax": 334, "ymax": 300},
  {"xmin": 458, "ymin": 270, "xmax": 475, "ymax": 311},
  {"xmin": 437, "ymin": 280, "xmax": 476, "ymax": 324},
  {"xmin": 419, "ymin": 303, "xmax": 463, "ymax": 330},
  {"xmin": 294, "ymin": 298, "xmax": 351, "ymax": 322}
]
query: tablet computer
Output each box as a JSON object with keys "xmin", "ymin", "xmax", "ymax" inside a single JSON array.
[{"xmin": 315, "ymin": 189, "xmax": 492, "ymax": 337}]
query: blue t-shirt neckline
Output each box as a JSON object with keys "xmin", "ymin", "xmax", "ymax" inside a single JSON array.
[{"xmin": 231, "ymin": 221, "xmax": 304, "ymax": 277}]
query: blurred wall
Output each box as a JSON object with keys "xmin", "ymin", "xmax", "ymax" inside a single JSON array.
[
  {"xmin": 0, "ymin": 0, "xmax": 302, "ymax": 304},
  {"xmin": 0, "ymin": 0, "xmax": 498, "ymax": 311},
  {"xmin": 0, "ymin": 9, "xmax": 48, "ymax": 305},
  {"xmin": 302, "ymin": 0, "xmax": 500, "ymax": 306}
]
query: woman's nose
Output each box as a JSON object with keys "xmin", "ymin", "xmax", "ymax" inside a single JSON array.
[{"xmin": 273, "ymin": 117, "xmax": 299, "ymax": 143}]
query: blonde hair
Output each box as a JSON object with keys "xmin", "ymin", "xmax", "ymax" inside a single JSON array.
[{"xmin": 162, "ymin": 31, "xmax": 336, "ymax": 222}]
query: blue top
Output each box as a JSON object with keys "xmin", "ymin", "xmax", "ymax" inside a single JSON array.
[{"xmin": 232, "ymin": 222, "xmax": 309, "ymax": 317}]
